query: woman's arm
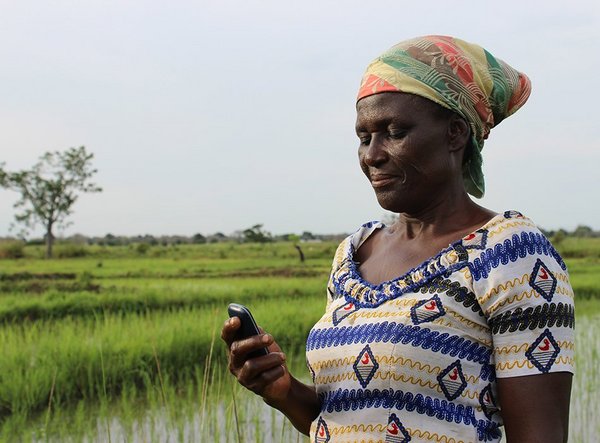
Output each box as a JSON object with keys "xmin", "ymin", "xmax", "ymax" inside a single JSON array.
[
  {"xmin": 263, "ymin": 377, "xmax": 321, "ymax": 436},
  {"xmin": 468, "ymin": 221, "xmax": 575, "ymax": 442},
  {"xmin": 497, "ymin": 372, "xmax": 572, "ymax": 443},
  {"xmin": 221, "ymin": 316, "xmax": 321, "ymax": 435}
]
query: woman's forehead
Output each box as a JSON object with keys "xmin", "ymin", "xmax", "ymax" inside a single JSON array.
[{"xmin": 356, "ymin": 92, "xmax": 442, "ymax": 125}]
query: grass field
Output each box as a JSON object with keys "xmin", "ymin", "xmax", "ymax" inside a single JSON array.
[{"xmin": 0, "ymin": 239, "xmax": 598, "ymax": 442}]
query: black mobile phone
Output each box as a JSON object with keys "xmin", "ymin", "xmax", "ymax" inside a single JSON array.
[{"xmin": 227, "ymin": 303, "xmax": 269, "ymax": 358}]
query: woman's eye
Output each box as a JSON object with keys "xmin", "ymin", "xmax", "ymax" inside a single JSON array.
[
  {"xmin": 358, "ymin": 135, "xmax": 371, "ymax": 145},
  {"xmin": 388, "ymin": 130, "xmax": 406, "ymax": 139}
]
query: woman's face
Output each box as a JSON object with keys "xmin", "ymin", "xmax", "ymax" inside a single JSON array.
[{"xmin": 356, "ymin": 92, "xmax": 461, "ymax": 214}]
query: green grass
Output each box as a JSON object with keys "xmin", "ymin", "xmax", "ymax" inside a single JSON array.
[
  {"xmin": 564, "ymin": 257, "xmax": 600, "ymax": 299},
  {"xmin": 0, "ymin": 277, "xmax": 327, "ymax": 323},
  {"xmin": 0, "ymin": 297, "xmax": 324, "ymax": 420},
  {"xmin": 556, "ymin": 237, "xmax": 600, "ymax": 259},
  {"xmin": 569, "ymin": 313, "xmax": 600, "ymax": 442},
  {"xmin": 0, "ymin": 256, "xmax": 330, "ymax": 279},
  {"xmin": 0, "ymin": 242, "xmax": 333, "ymax": 440},
  {"xmin": 7, "ymin": 241, "xmax": 338, "ymax": 261}
]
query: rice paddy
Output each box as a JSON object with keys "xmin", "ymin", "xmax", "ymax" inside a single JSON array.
[{"xmin": 0, "ymin": 240, "xmax": 598, "ymax": 442}]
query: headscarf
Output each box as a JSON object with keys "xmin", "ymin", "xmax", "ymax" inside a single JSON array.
[{"xmin": 357, "ymin": 35, "xmax": 531, "ymax": 198}]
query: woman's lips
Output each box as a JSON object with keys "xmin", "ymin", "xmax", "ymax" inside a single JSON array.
[{"xmin": 370, "ymin": 175, "xmax": 397, "ymax": 188}]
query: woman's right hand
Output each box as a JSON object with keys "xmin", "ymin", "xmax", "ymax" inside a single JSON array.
[
  {"xmin": 221, "ymin": 316, "xmax": 291, "ymax": 403},
  {"xmin": 221, "ymin": 316, "xmax": 321, "ymax": 436}
]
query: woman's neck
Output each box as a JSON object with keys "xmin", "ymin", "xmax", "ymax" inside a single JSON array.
[{"xmin": 391, "ymin": 192, "xmax": 494, "ymax": 240}]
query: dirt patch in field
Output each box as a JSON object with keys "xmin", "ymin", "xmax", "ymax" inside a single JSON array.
[
  {"xmin": 0, "ymin": 274, "xmax": 100, "ymax": 294},
  {"xmin": 218, "ymin": 268, "xmax": 326, "ymax": 278},
  {"xmin": 0, "ymin": 272, "xmax": 77, "ymax": 281}
]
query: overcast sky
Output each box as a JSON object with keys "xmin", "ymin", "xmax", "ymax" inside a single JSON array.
[{"xmin": 1, "ymin": 0, "xmax": 598, "ymax": 238}]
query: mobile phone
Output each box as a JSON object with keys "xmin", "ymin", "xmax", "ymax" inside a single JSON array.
[{"xmin": 227, "ymin": 303, "xmax": 269, "ymax": 358}]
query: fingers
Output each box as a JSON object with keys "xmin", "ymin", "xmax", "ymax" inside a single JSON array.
[
  {"xmin": 245, "ymin": 364, "xmax": 286, "ymax": 392},
  {"xmin": 238, "ymin": 351, "xmax": 285, "ymax": 380},
  {"xmin": 237, "ymin": 352, "xmax": 287, "ymax": 394},
  {"xmin": 230, "ymin": 333, "xmax": 273, "ymax": 369},
  {"xmin": 222, "ymin": 318, "xmax": 287, "ymax": 396},
  {"xmin": 222, "ymin": 317, "xmax": 272, "ymax": 355},
  {"xmin": 224, "ymin": 316, "xmax": 275, "ymax": 370},
  {"xmin": 221, "ymin": 316, "xmax": 241, "ymax": 346}
]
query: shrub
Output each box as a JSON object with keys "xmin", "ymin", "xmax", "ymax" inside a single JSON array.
[
  {"xmin": 136, "ymin": 243, "xmax": 150, "ymax": 255},
  {"xmin": 54, "ymin": 244, "xmax": 88, "ymax": 258},
  {"xmin": 0, "ymin": 241, "xmax": 25, "ymax": 259}
]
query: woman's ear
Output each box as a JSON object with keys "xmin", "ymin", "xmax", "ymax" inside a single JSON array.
[{"xmin": 447, "ymin": 115, "xmax": 470, "ymax": 153}]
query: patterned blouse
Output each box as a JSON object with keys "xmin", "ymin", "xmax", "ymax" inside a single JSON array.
[{"xmin": 305, "ymin": 211, "xmax": 575, "ymax": 443}]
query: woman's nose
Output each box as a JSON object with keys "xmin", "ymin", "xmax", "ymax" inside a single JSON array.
[{"xmin": 360, "ymin": 135, "xmax": 388, "ymax": 167}]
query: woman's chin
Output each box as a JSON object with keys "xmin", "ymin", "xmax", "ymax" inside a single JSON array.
[
  {"xmin": 374, "ymin": 192, "xmax": 409, "ymax": 213},
  {"xmin": 374, "ymin": 180, "xmax": 431, "ymax": 214}
]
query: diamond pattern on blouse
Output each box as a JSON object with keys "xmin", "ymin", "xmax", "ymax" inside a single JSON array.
[
  {"xmin": 437, "ymin": 360, "xmax": 467, "ymax": 401},
  {"xmin": 410, "ymin": 294, "xmax": 446, "ymax": 324},
  {"xmin": 332, "ymin": 301, "xmax": 358, "ymax": 326},
  {"xmin": 461, "ymin": 229, "xmax": 488, "ymax": 250},
  {"xmin": 529, "ymin": 258, "xmax": 557, "ymax": 302},
  {"xmin": 386, "ymin": 413, "xmax": 411, "ymax": 443},
  {"xmin": 525, "ymin": 329, "xmax": 560, "ymax": 373},
  {"xmin": 353, "ymin": 344, "xmax": 379, "ymax": 388},
  {"xmin": 315, "ymin": 417, "xmax": 330, "ymax": 443},
  {"xmin": 479, "ymin": 383, "xmax": 499, "ymax": 419}
]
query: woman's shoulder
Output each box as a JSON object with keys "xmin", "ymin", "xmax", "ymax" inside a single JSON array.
[
  {"xmin": 331, "ymin": 220, "xmax": 384, "ymax": 268},
  {"xmin": 354, "ymin": 220, "xmax": 385, "ymax": 246},
  {"xmin": 476, "ymin": 210, "xmax": 557, "ymax": 249},
  {"xmin": 467, "ymin": 210, "xmax": 568, "ymax": 280},
  {"xmin": 478, "ymin": 210, "xmax": 543, "ymax": 243}
]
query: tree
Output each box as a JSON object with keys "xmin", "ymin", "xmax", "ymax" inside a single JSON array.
[
  {"xmin": 192, "ymin": 233, "xmax": 207, "ymax": 244},
  {"xmin": 209, "ymin": 232, "xmax": 227, "ymax": 243},
  {"xmin": 0, "ymin": 146, "xmax": 102, "ymax": 258},
  {"xmin": 242, "ymin": 224, "xmax": 272, "ymax": 243},
  {"xmin": 552, "ymin": 229, "xmax": 568, "ymax": 246},
  {"xmin": 573, "ymin": 225, "xmax": 594, "ymax": 238},
  {"xmin": 301, "ymin": 231, "xmax": 316, "ymax": 241}
]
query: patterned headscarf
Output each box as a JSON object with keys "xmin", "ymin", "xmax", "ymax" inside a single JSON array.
[{"xmin": 357, "ymin": 35, "xmax": 531, "ymax": 198}]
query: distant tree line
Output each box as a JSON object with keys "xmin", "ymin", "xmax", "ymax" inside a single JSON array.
[
  {"xmin": 0, "ymin": 225, "xmax": 343, "ymax": 247},
  {"xmin": 541, "ymin": 225, "xmax": 600, "ymax": 245},
  {"xmin": 541, "ymin": 225, "xmax": 600, "ymax": 239},
  {"xmin": 1, "ymin": 224, "xmax": 598, "ymax": 248}
]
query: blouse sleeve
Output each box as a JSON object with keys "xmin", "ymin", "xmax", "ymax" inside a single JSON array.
[
  {"xmin": 326, "ymin": 237, "xmax": 351, "ymax": 311},
  {"xmin": 469, "ymin": 224, "xmax": 575, "ymax": 378}
]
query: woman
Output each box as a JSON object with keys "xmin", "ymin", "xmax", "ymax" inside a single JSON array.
[{"xmin": 222, "ymin": 35, "xmax": 574, "ymax": 442}]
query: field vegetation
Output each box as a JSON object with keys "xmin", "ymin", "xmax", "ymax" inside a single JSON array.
[{"xmin": 0, "ymin": 237, "xmax": 598, "ymax": 442}]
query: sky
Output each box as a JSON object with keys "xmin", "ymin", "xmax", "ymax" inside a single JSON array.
[{"xmin": 1, "ymin": 0, "xmax": 598, "ymax": 238}]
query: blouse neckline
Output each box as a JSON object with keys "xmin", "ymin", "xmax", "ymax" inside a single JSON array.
[{"xmin": 331, "ymin": 212, "xmax": 509, "ymax": 307}]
